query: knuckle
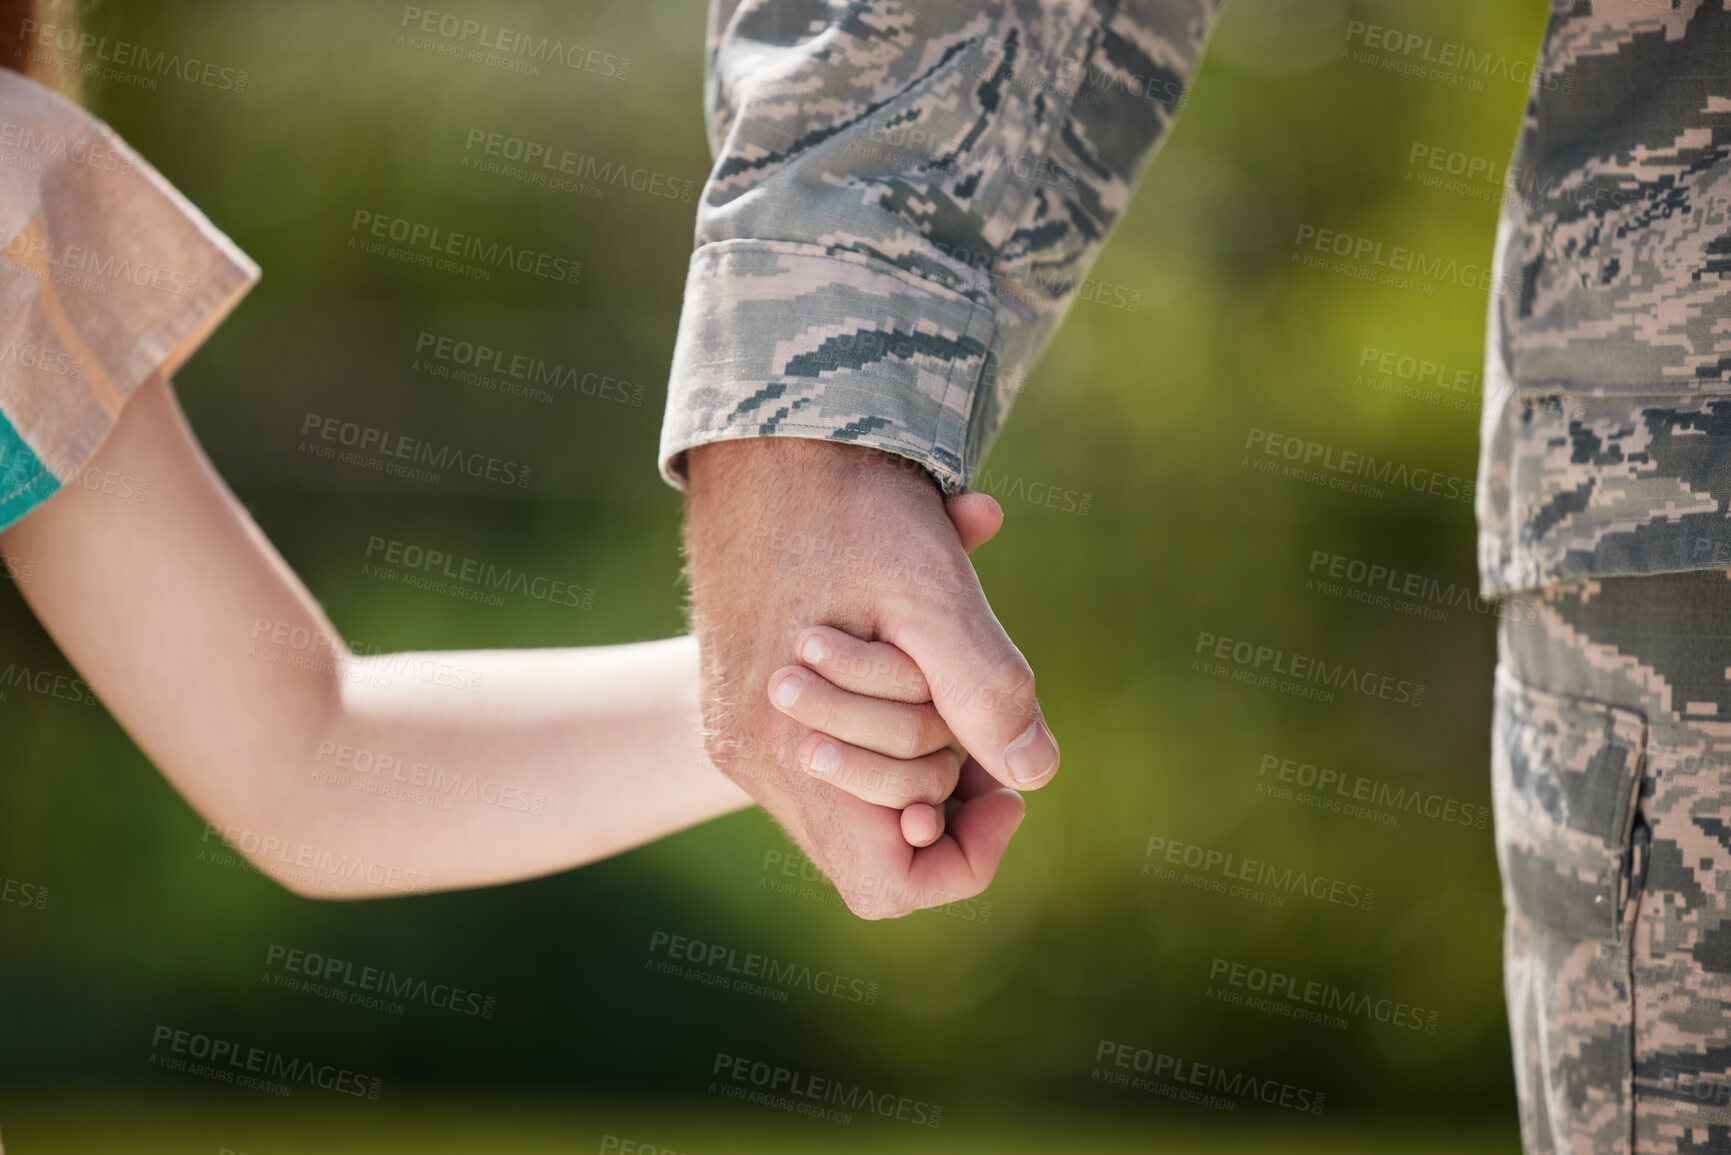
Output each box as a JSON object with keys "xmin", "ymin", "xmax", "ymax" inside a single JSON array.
[
  {"xmin": 832, "ymin": 751, "xmax": 874, "ymax": 794},
  {"xmin": 886, "ymin": 765, "xmax": 923, "ymax": 806},
  {"xmin": 917, "ymin": 706, "xmax": 951, "ymax": 749},
  {"xmin": 904, "ymin": 758, "xmax": 945, "ymax": 806},
  {"xmin": 804, "ymin": 690, "xmax": 840, "ymax": 733},
  {"xmin": 932, "ymin": 749, "xmax": 963, "ymax": 793},
  {"xmin": 887, "ymin": 712, "xmax": 924, "ymax": 759},
  {"xmin": 966, "ymin": 655, "xmax": 1037, "ymax": 722},
  {"xmin": 835, "ymin": 753, "xmax": 903, "ymax": 806}
]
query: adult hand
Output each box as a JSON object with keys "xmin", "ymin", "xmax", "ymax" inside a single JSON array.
[{"xmin": 683, "ymin": 438, "xmax": 1059, "ymax": 918}]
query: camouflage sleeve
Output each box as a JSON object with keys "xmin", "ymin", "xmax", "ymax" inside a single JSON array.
[{"xmin": 658, "ymin": 0, "xmax": 1222, "ymax": 493}]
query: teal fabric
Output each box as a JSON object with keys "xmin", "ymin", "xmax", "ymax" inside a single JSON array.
[{"xmin": 0, "ymin": 412, "xmax": 59, "ymax": 533}]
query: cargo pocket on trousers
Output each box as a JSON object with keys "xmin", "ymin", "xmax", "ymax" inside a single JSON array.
[
  {"xmin": 1492, "ymin": 666, "xmax": 1647, "ymax": 1155},
  {"xmin": 1492, "ymin": 667, "xmax": 1648, "ymax": 943}
]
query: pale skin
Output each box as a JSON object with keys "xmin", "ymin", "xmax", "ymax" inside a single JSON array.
[
  {"xmin": 0, "ymin": 374, "xmax": 1002, "ymax": 898},
  {"xmin": 685, "ymin": 437, "xmax": 1059, "ymax": 920}
]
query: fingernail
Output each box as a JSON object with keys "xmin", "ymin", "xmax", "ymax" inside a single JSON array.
[
  {"xmin": 1004, "ymin": 720, "xmax": 1057, "ymax": 785},
  {"xmin": 800, "ymin": 633, "xmax": 826, "ymax": 665},
  {"xmin": 808, "ymin": 741, "xmax": 839, "ymax": 776},
  {"xmin": 772, "ymin": 673, "xmax": 804, "ymax": 709}
]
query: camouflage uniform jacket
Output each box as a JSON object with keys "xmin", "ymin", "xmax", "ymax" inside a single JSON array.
[
  {"xmin": 655, "ymin": 6, "xmax": 1731, "ymax": 1152},
  {"xmin": 658, "ymin": 1, "xmax": 1731, "ymax": 606},
  {"xmin": 658, "ymin": 0, "xmax": 1221, "ymax": 494},
  {"xmin": 1479, "ymin": 1, "xmax": 1731, "ymax": 596}
]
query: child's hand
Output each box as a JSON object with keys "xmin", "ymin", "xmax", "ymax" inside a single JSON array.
[
  {"xmin": 768, "ymin": 625, "xmax": 965, "ymax": 847},
  {"xmin": 764, "ymin": 491, "xmax": 1005, "ymax": 849}
]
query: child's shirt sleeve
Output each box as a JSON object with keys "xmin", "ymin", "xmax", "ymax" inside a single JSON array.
[{"xmin": 0, "ymin": 70, "xmax": 259, "ymax": 531}]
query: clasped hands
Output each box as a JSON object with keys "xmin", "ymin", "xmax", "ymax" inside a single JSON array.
[{"xmin": 684, "ymin": 438, "xmax": 1059, "ymax": 919}]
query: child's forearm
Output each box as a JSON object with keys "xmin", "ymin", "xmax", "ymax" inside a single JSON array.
[
  {"xmin": 283, "ymin": 635, "xmax": 752, "ymax": 896},
  {"xmin": 2, "ymin": 376, "xmax": 750, "ymax": 898}
]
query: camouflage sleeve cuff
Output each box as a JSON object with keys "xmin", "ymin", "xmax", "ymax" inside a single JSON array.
[
  {"xmin": 661, "ymin": 0, "xmax": 1221, "ymax": 494},
  {"xmin": 657, "ymin": 239, "xmax": 1002, "ymax": 496}
]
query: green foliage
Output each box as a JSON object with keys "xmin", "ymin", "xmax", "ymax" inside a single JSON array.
[{"xmin": 0, "ymin": 0, "xmax": 1546, "ymax": 1142}]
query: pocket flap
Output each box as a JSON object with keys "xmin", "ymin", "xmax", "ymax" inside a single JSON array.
[{"xmin": 1492, "ymin": 668, "xmax": 1647, "ymax": 943}]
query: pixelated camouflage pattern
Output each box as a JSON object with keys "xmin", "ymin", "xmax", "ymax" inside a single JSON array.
[
  {"xmin": 1480, "ymin": 1, "xmax": 1731, "ymax": 596},
  {"xmin": 1479, "ymin": 391, "xmax": 1731, "ymax": 594},
  {"xmin": 663, "ymin": 7, "xmax": 1731, "ymax": 1153},
  {"xmin": 1499, "ymin": 572, "xmax": 1731, "ymax": 1154},
  {"xmin": 660, "ymin": 0, "xmax": 1221, "ymax": 493},
  {"xmin": 1492, "ymin": 667, "xmax": 1646, "ymax": 943}
]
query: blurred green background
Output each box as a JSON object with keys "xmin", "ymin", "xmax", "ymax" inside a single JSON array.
[{"xmin": 0, "ymin": 0, "xmax": 1547, "ymax": 1149}]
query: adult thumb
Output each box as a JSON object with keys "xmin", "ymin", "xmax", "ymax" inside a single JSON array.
[{"xmin": 887, "ymin": 592, "xmax": 1059, "ymax": 792}]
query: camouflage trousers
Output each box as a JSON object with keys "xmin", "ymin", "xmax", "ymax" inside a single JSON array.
[{"xmin": 1496, "ymin": 571, "xmax": 1731, "ymax": 1154}]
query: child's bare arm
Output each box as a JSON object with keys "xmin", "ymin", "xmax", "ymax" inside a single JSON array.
[
  {"xmin": 2, "ymin": 376, "xmax": 1007, "ymax": 895},
  {"xmin": 3, "ymin": 375, "xmax": 750, "ymax": 898}
]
